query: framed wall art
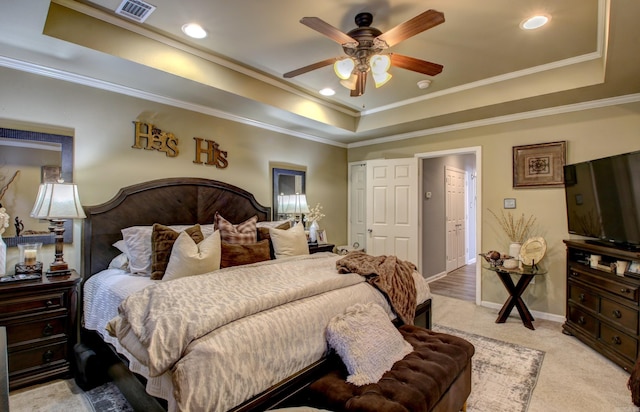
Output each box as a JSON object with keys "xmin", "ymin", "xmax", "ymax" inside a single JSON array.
[{"xmin": 513, "ymin": 141, "xmax": 567, "ymax": 188}]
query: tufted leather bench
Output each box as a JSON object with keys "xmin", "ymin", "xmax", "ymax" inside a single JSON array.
[{"xmin": 302, "ymin": 325, "xmax": 475, "ymax": 412}]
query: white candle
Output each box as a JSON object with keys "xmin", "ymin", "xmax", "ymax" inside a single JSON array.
[{"xmin": 24, "ymin": 249, "xmax": 37, "ymax": 265}]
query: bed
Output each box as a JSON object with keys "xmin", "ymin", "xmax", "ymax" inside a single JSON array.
[{"xmin": 79, "ymin": 177, "xmax": 432, "ymax": 412}]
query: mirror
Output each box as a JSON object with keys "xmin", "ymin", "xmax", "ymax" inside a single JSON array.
[
  {"xmin": 0, "ymin": 127, "xmax": 73, "ymax": 247},
  {"xmin": 272, "ymin": 168, "xmax": 305, "ymax": 221}
]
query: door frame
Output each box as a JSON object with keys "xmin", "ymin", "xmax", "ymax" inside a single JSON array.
[{"xmin": 415, "ymin": 147, "xmax": 482, "ymax": 305}]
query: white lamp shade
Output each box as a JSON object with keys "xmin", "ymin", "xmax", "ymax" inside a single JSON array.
[
  {"xmin": 370, "ymin": 54, "xmax": 391, "ymax": 74},
  {"xmin": 30, "ymin": 183, "xmax": 86, "ymax": 219},
  {"xmin": 373, "ymin": 71, "xmax": 392, "ymax": 88},
  {"xmin": 281, "ymin": 193, "xmax": 310, "ymax": 214},
  {"xmin": 334, "ymin": 58, "xmax": 355, "ymax": 80}
]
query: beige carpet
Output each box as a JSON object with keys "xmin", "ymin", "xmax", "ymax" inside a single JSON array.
[
  {"xmin": 9, "ymin": 379, "xmax": 93, "ymax": 412},
  {"xmin": 431, "ymin": 293, "xmax": 635, "ymax": 412}
]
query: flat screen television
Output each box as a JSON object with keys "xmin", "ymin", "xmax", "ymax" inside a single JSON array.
[{"xmin": 563, "ymin": 150, "xmax": 640, "ymax": 249}]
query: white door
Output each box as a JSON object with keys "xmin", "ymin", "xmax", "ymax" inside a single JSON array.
[
  {"xmin": 349, "ymin": 162, "xmax": 367, "ymax": 250},
  {"xmin": 445, "ymin": 166, "xmax": 467, "ymax": 272},
  {"xmin": 366, "ymin": 158, "xmax": 419, "ymax": 266}
]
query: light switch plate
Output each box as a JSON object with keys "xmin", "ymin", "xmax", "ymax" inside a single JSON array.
[{"xmin": 504, "ymin": 198, "xmax": 516, "ymax": 209}]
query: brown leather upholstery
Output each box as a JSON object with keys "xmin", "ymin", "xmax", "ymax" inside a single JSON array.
[{"xmin": 304, "ymin": 325, "xmax": 475, "ymax": 412}]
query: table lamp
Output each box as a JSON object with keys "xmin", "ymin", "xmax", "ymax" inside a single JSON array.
[{"xmin": 30, "ymin": 181, "xmax": 85, "ymax": 276}]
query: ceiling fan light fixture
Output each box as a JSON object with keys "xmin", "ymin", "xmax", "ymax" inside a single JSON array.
[
  {"xmin": 370, "ymin": 54, "xmax": 391, "ymax": 74},
  {"xmin": 520, "ymin": 15, "xmax": 550, "ymax": 30},
  {"xmin": 373, "ymin": 71, "xmax": 392, "ymax": 88},
  {"xmin": 182, "ymin": 23, "xmax": 207, "ymax": 39},
  {"xmin": 340, "ymin": 74, "xmax": 358, "ymax": 90},
  {"xmin": 334, "ymin": 59, "xmax": 355, "ymax": 80}
]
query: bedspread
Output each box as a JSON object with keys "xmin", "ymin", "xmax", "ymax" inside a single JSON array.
[{"xmin": 107, "ymin": 254, "xmax": 364, "ymax": 377}]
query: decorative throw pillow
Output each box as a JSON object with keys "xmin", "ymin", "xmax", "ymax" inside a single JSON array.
[
  {"xmin": 258, "ymin": 221, "xmax": 291, "ymax": 259},
  {"xmin": 269, "ymin": 223, "xmax": 309, "ymax": 259},
  {"xmin": 214, "ymin": 212, "xmax": 258, "ymax": 244},
  {"xmin": 326, "ymin": 303, "xmax": 413, "ymax": 386},
  {"xmin": 220, "ymin": 240, "xmax": 271, "ymax": 268},
  {"xmin": 151, "ymin": 224, "xmax": 205, "ymax": 280},
  {"xmin": 121, "ymin": 224, "xmax": 196, "ymax": 275},
  {"xmin": 163, "ymin": 230, "xmax": 221, "ymax": 281}
]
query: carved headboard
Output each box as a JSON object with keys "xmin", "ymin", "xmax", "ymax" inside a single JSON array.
[{"xmin": 82, "ymin": 177, "xmax": 270, "ymax": 278}]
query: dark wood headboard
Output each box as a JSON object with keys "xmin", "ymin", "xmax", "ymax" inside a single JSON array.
[{"xmin": 82, "ymin": 177, "xmax": 270, "ymax": 278}]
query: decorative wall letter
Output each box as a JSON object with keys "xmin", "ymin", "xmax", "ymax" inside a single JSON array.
[
  {"xmin": 132, "ymin": 121, "xmax": 179, "ymax": 157},
  {"xmin": 193, "ymin": 137, "xmax": 229, "ymax": 169}
]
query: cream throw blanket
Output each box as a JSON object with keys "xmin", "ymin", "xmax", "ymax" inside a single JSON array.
[{"xmin": 336, "ymin": 251, "xmax": 417, "ymax": 324}]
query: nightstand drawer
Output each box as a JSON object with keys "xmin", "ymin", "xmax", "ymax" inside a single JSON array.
[
  {"xmin": 8, "ymin": 340, "xmax": 68, "ymax": 374},
  {"xmin": 0, "ymin": 292, "xmax": 66, "ymax": 317},
  {"xmin": 4, "ymin": 315, "xmax": 67, "ymax": 346}
]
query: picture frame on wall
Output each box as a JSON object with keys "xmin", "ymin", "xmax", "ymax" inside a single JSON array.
[{"xmin": 513, "ymin": 141, "xmax": 567, "ymax": 188}]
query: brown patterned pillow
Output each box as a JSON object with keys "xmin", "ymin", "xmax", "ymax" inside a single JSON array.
[
  {"xmin": 151, "ymin": 224, "xmax": 204, "ymax": 280},
  {"xmin": 220, "ymin": 240, "xmax": 271, "ymax": 268},
  {"xmin": 214, "ymin": 212, "xmax": 258, "ymax": 244},
  {"xmin": 258, "ymin": 221, "xmax": 291, "ymax": 259}
]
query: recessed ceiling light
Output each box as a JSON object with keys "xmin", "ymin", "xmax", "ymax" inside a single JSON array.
[
  {"xmin": 520, "ymin": 15, "xmax": 550, "ymax": 30},
  {"xmin": 319, "ymin": 88, "xmax": 335, "ymax": 96},
  {"xmin": 182, "ymin": 23, "xmax": 207, "ymax": 39}
]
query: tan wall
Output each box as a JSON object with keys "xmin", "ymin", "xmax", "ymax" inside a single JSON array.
[
  {"xmin": 0, "ymin": 67, "xmax": 347, "ymax": 273},
  {"xmin": 349, "ymin": 101, "xmax": 640, "ymax": 316}
]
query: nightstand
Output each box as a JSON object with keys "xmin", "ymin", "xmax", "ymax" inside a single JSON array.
[
  {"xmin": 0, "ymin": 270, "xmax": 80, "ymax": 390},
  {"xmin": 309, "ymin": 243, "xmax": 335, "ymax": 254}
]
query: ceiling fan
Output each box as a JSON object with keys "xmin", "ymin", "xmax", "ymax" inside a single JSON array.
[{"xmin": 283, "ymin": 10, "xmax": 445, "ymax": 97}]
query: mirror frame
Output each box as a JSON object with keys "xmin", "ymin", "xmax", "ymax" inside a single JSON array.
[
  {"xmin": 272, "ymin": 168, "xmax": 305, "ymax": 221},
  {"xmin": 0, "ymin": 127, "xmax": 73, "ymax": 247}
]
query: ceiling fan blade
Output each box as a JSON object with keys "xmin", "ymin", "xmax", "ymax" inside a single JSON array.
[
  {"xmin": 283, "ymin": 57, "xmax": 338, "ymax": 78},
  {"xmin": 389, "ymin": 54, "xmax": 443, "ymax": 76},
  {"xmin": 300, "ymin": 17, "xmax": 357, "ymax": 45},
  {"xmin": 376, "ymin": 10, "xmax": 445, "ymax": 48},
  {"xmin": 350, "ymin": 72, "xmax": 366, "ymax": 97}
]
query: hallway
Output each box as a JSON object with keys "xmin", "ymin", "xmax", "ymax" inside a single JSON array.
[{"xmin": 428, "ymin": 264, "xmax": 476, "ymax": 302}]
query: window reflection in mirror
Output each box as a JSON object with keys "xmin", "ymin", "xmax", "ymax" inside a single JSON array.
[
  {"xmin": 272, "ymin": 168, "xmax": 305, "ymax": 221},
  {"xmin": 0, "ymin": 128, "xmax": 73, "ymax": 247}
]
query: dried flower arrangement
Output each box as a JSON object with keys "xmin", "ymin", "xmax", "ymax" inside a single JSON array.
[
  {"xmin": 488, "ymin": 209, "xmax": 536, "ymax": 243},
  {"xmin": 306, "ymin": 203, "xmax": 325, "ymax": 223},
  {"xmin": 0, "ymin": 170, "xmax": 20, "ymax": 204}
]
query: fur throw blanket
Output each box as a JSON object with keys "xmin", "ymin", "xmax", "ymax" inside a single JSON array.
[{"xmin": 336, "ymin": 251, "xmax": 417, "ymax": 325}]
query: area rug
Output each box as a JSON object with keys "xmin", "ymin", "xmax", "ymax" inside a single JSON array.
[
  {"xmin": 85, "ymin": 381, "xmax": 134, "ymax": 412},
  {"xmin": 433, "ymin": 325, "xmax": 545, "ymax": 412}
]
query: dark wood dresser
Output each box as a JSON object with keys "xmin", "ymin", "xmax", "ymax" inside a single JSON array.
[
  {"xmin": 0, "ymin": 271, "xmax": 80, "ymax": 389},
  {"xmin": 563, "ymin": 240, "xmax": 640, "ymax": 371}
]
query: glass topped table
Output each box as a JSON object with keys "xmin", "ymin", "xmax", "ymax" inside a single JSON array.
[{"xmin": 485, "ymin": 265, "xmax": 547, "ymax": 330}]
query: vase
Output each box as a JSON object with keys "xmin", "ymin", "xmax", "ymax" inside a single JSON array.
[
  {"xmin": 509, "ymin": 242, "xmax": 522, "ymax": 260},
  {"xmin": 309, "ymin": 220, "xmax": 319, "ymax": 243},
  {"xmin": 0, "ymin": 236, "xmax": 6, "ymax": 276}
]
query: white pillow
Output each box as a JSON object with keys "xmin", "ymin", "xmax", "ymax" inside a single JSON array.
[
  {"xmin": 107, "ymin": 253, "xmax": 129, "ymax": 271},
  {"xmin": 269, "ymin": 223, "xmax": 309, "ymax": 259},
  {"xmin": 256, "ymin": 219, "xmax": 292, "ymax": 229},
  {"xmin": 163, "ymin": 230, "xmax": 221, "ymax": 281},
  {"xmin": 121, "ymin": 224, "xmax": 210, "ymax": 275},
  {"xmin": 326, "ymin": 303, "xmax": 413, "ymax": 386}
]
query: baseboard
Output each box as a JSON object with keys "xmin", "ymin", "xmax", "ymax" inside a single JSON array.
[
  {"xmin": 426, "ymin": 271, "xmax": 448, "ymax": 282},
  {"xmin": 480, "ymin": 300, "xmax": 565, "ymax": 323}
]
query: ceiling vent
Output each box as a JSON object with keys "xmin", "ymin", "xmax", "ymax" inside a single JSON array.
[{"xmin": 115, "ymin": 0, "xmax": 156, "ymax": 23}]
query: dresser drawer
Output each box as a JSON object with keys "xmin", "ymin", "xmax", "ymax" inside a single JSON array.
[
  {"xmin": 8, "ymin": 340, "xmax": 68, "ymax": 374},
  {"xmin": 0, "ymin": 292, "xmax": 66, "ymax": 317},
  {"xmin": 600, "ymin": 323, "xmax": 638, "ymax": 362},
  {"xmin": 568, "ymin": 305, "xmax": 598, "ymax": 337},
  {"xmin": 600, "ymin": 297, "xmax": 638, "ymax": 334},
  {"xmin": 568, "ymin": 282, "xmax": 598, "ymax": 311},
  {"xmin": 3, "ymin": 314, "xmax": 67, "ymax": 346},
  {"xmin": 569, "ymin": 269, "xmax": 639, "ymax": 301}
]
